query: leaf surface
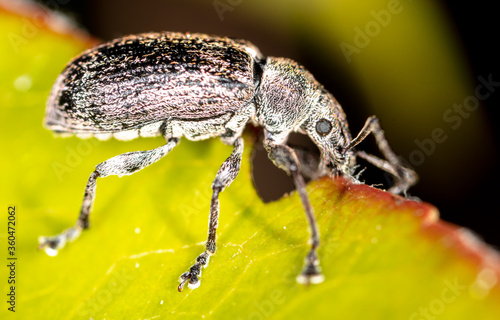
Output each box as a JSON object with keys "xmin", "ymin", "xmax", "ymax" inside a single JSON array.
[{"xmin": 1, "ymin": 4, "xmax": 499, "ymax": 320}]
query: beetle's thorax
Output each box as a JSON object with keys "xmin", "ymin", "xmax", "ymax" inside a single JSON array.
[{"xmin": 254, "ymin": 57, "xmax": 321, "ymax": 141}]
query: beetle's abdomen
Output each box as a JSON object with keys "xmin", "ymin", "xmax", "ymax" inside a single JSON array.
[{"xmin": 45, "ymin": 32, "xmax": 261, "ymax": 136}]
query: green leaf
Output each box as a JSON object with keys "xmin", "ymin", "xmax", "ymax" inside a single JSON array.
[{"xmin": 1, "ymin": 4, "xmax": 499, "ymax": 320}]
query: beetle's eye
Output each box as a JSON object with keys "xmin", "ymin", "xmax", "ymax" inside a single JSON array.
[{"xmin": 315, "ymin": 119, "xmax": 332, "ymax": 136}]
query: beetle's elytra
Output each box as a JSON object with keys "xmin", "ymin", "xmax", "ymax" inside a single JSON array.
[{"xmin": 40, "ymin": 32, "xmax": 417, "ymax": 291}]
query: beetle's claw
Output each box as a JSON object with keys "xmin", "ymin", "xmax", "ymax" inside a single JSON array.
[
  {"xmin": 177, "ymin": 251, "xmax": 210, "ymax": 292},
  {"xmin": 38, "ymin": 226, "xmax": 82, "ymax": 257},
  {"xmin": 177, "ymin": 273, "xmax": 189, "ymax": 292},
  {"xmin": 296, "ymin": 250, "xmax": 325, "ymax": 285},
  {"xmin": 296, "ymin": 264, "xmax": 325, "ymax": 285},
  {"xmin": 178, "ymin": 271, "xmax": 201, "ymax": 292},
  {"xmin": 38, "ymin": 235, "xmax": 65, "ymax": 257}
]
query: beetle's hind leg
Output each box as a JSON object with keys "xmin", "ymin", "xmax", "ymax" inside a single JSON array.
[
  {"xmin": 38, "ymin": 137, "xmax": 180, "ymax": 256},
  {"xmin": 346, "ymin": 116, "xmax": 418, "ymax": 195},
  {"xmin": 178, "ymin": 137, "xmax": 244, "ymax": 292}
]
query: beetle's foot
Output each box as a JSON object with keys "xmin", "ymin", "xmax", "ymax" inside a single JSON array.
[
  {"xmin": 38, "ymin": 225, "xmax": 82, "ymax": 257},
  {"xmin": 388, "ymin": 166, "xmax": 418, "ymax": 196},
  {"xmin": 296, "ymin": 250, "xmax": 325, "ymax": 285},
  {"xmin": 178, "ymin": 250, "xmax": 211, "ymax": 292}
]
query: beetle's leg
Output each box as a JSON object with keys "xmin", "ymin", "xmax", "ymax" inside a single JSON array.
[
  {"xmin": 178, "ymin": 137, "xmax": 244, "ymax": 292},
  {"xmin": 355, "ymin": 150, "xmax": 417, "ymax": 194},
  {"xmin": 345, "ymin": 116, "xmax": 418, "ymax": 195},
  {"xmin": 38, "ymin": 137, "xmax": 180, "ymax": 256},
  {"xmin": 264, "ymin": 140, "xmax": 324, "ymax": 285}
]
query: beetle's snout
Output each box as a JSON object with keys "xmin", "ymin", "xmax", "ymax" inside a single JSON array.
[
  {"xmin": 326, "ymin": 145, "xmax": 344, "ymax": 166},
  {"xmin": 320, "ymin": 135, "xmax": 353, "ymax": 174}
]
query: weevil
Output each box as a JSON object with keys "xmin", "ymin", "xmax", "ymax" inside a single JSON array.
[{"xmin": 39, "ymin": 32, "xmax": 417, "ymax": 291}]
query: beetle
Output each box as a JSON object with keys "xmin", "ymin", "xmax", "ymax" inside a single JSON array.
[{"xmin": 39, "ymin": 32, "xmax": 417, "ymax": 292}]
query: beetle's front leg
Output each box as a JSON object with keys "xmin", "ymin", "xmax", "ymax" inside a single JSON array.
[
  {"xmin": 178, "ymin": 137, "xmax": 244, "ymax": 292},
  {"xmin": 264, "ymin": 139, "xmax": 324, "ymax": 285},
  {"xmin": 346, "ymin": 116, "xmax": 418, "ymax": 195},
  {"xmin": 38, "ymin": 137, "xmax": 180, "ymax": 256}
]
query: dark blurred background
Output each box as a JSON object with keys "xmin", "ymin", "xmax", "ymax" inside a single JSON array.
[{"xmin": 34, "ymin": 0, "xmax": 499, "ymax": 246}]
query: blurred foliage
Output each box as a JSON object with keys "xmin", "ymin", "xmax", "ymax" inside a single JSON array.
[{"xmin": 1, "ymin": 3, "xmax": 499, "ymax": 320}]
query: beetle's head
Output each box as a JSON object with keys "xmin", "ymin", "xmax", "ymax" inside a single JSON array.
[
  {"xmin": 256, "ymin": 57, "xmax": 355, "ymax": 175},
  {"xmin": 300, "ymin": 88, "xmax": 355, "ymax": 175}
]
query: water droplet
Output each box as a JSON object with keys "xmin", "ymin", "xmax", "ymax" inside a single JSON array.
[{"xmin": 13, "ymin": 74, "xmax": 33, "ymax": 92}]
